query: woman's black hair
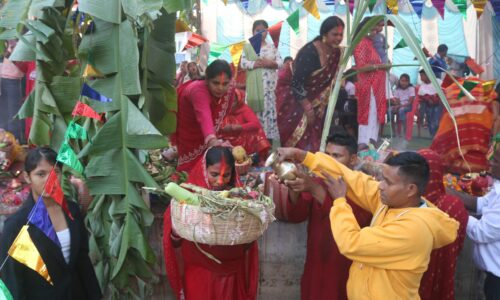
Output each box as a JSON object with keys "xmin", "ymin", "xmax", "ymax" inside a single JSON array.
[
  {"xmin": 397, "ymin": 73, "xmax": 413, "ymax": 89},
  {"xmin": 353, "ymin": 16, "xmax": 384, "ymax": 40},
  {"xmin": 25, "ymin": 147, "xmax": 59, "ymax": 174},
  {"xmin": 205, "ymin": 59, "xmax": 232, "ymax": 80},
  {"xmin": 313, "ymin": 16, "xmax": 344, "ymax": 42},
  {"xmin": 252, "ymin": 20, "xmax": 269, "ymax": 33},
  {"xmin": 205, "ymin": 146, "xmax": 236, "ymax": 186},
  {"xmin": 344, "ymin": 68, "xmax": 357, "ymax": 83}
]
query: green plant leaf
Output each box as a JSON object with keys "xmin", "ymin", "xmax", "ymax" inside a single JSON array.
[
  {"xmin": 163, "ymin": 0, "xmax": 194, "ymax": 14},
  {"xmin": 79, "ymin": 0, "xmax": 121, "ymax": 24},
  {"xmin": 0, "ymin": 0, "xmax": 32, "ymax": 29}
]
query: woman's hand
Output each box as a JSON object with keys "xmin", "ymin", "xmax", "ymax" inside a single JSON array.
[{"xmin": 321, "ymin": 171, "xmax": 347, "ymax": 200}]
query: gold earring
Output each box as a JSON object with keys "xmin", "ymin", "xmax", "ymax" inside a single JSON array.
[{"xmin": 322, "ymin": 36, "xmax": 326, "ymax": 43}]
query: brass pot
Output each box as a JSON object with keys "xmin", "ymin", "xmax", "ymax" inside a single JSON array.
[{"xmin": 265, "ymin": 152, "xmax": 297, "ymax": 181}]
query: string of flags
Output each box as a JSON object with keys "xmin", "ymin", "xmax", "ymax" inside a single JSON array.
[
  {"xmin": 221, "ymin": 0, "xmax": 500, "ymax": 21},
  {"xmin": 0, "ymin": 82, "xmax": 112, "ymax": 291}
]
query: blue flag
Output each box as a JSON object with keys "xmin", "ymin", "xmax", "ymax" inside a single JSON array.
[
  {"xmin": 81, "ymin": 83, "xmax": 112, "ymax": 102},
  {"xmin": 249, "ymin": 31, "xmax": 263, "ymax": 56},
  {"xmin": 28, "ymin": 196, "xmax": 60, "ymax": 247}
]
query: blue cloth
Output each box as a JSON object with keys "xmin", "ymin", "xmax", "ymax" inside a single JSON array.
[
  {"xmin": 421, "ymin": 102, "xmax": 442, "ymax": 137},
  {"xmin": 28, "ymin": 196, "xmax": 60, "ymax": 247},
  {"xmin": 429, "ymin": 54, "xmax": 448, "ymax": 79}
]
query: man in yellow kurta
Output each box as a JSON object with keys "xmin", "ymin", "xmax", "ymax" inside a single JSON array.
[{"xmin": 276, "ymin": 148, "xmax": 459, "ymax": 299}]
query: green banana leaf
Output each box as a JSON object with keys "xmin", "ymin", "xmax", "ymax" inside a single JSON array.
[{"xmin": 163, "ymin": 0, "xmax": 194, "ymax": 14}]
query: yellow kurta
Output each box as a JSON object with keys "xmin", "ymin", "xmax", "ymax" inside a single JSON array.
[{"xmin": 302, "ymin": 152, "xmax": 459, "ymax": 300}]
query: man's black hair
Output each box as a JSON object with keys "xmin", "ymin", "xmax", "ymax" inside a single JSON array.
[
  {"xmin": 385, "ymin": 152, "xmax": 430, "ymax": 196},
  {"xmin": 326, "ymin": 132, "xmax": 358, "ymax": 155}
]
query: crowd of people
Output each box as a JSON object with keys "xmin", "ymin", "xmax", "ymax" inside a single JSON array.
[{"xmin": 0, "ymin": 13, "xmax": 499, "ymax": 300}]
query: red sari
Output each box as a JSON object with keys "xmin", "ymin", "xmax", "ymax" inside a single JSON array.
[
  {"xmin": 418, "ymin": 149, "xmax": 468, "ymax": 300},
  {"xmin": 219, "ymin": 89, "xmax": 270, "ymax": 159},
  {"xmin": 163, "ymin": 151, "xmax": 259, "ymax": 300},
  {"xmin": 173, "ymin": 80, "xmax": 235, "ymax": 172},
  {"xmin": 353, "ymin": 37, "xmax": 387, "ymax": 125},
  {"xmin": 276, "ymin": 42, "xmax": 341, "ymax": 151}
]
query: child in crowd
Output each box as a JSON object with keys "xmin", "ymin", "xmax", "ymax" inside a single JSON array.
[
  {"xmin": 418, "ymin": 70, "xmax": 442, "ymax": 137},
  {"xmin": 390, "ymin": 74, "xmax": 415, "ymax": 140}
]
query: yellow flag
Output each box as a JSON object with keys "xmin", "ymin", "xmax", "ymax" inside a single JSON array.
[
  {"xmin": 229, "ymin": 42, "xmax": 246, "ymax": 67},
  {"xmin": 303, "ymin": 0, "xmax": 320, "ymax": 20},
  {"xmin": 82, "ymin": 63, "xmax": 104, "ymax": 78},
  {"xmin": 223, "ymin": 0, "xmax": 227, "ymax": 4},
  {"xmin": 386, "ymin": 0, "xmax": 398, "ymax": 14},
  {"xmin": 472, "ymin": 0, "xmax": 487, "ymax": 19},
  {"xmin": 8, "ymin": 225, "xmax": 53, "ymax": 285},
  {"xmin": 175, "ymin": 19, "xmax": 191, "ymax": 33}
]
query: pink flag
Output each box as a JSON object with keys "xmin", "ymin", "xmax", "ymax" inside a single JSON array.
[
  {"xmin": 268, "ymin": 21, "xmax": 283, "ymax": 48},
  {"xmin": 432, "ymin": 0, "xmax": 446, "ymax": 18}
]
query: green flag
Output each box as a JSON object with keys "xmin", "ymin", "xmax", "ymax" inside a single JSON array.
[
  {"xmin": 368, "ymin": 0, "xmax": 377, "ymax": 12},
  {"xmin": 65, "ymin": 121, "xmax": 88, "ymax": 140},
  {"xmin": 394, "ymin": 39, "xmax": 408, "ymax": 49},
  {"xmin": 0, "ymin": 279, "xmax": 13, "ymax": 300},
  {"xmin": 286, "ymin": 9, "xmax": 300, "ymax": 35},
  {"xmin": 57, "ymin": 142, "xmax": 84, "ymax": 174},
  {"xmin": 458, "ymin": 80, "xmax": 478, "ymax": 99},
  {"xmin": 452, "ymin": 0, "xmax": 467, "ymax": 18},
  {"xmin": 208, "ymin": 43, "xmax": 229, "ymax": 64}
]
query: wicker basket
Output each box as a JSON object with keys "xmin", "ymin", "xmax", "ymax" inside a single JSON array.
[
  {"xmin": 235, "ymin": 158, "xmax": 252, "ymax": 175},
  {"xmin": 170, "ymin": 198, "xmax": 275, "ymax": 245}
]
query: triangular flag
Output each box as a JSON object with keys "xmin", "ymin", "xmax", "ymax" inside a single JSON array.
[
  {"xmin": 386, "ymin": 0, "xmax": 399, "ymax": 14},
  {"xmin": 65, "ymin": 120, "xmax": 88, "ymax": 140},
  {"xmin": 394, "ymin": 39, "xmax": 408, "ymax": 49},
  {"xmin": 472, "ymin": 0, "xmax": 487, "ymax": 19},
  {"xmin": 268, "ymin": 21, "xmax": 283, "ymax": 48},
  {"xmin": 458, "ymin": 80, "xmax": 479, "ymax": 99},
  {"xmin": 8, "ymin": 225, "xmax": 53, "ymax": 284},
  {"xmin": 182, "ymin": 33, "xmax": 209, "ymax": 51},
  {"xmin": 208, "ymin": 43, "xmax": 229, "ymax": 63},
  {"xmin": 368, "ymin": 0, "xmax": 377, "ymax": 12},
  {"xmin": 82, "ymin": 63, "xmax": 104, "ymax": 78},
  {"xmin": 249, "ymin": 31, "xmax": 263, "ymax": 56},
  {"xmin": 282, "ymin": 0, "xmax": 290, "ymax": 9},
  {"xmin": 175, "ymin": 19, "xmax": 191, "ymax": 33},
  {"xmin": 44, "ymin": 168, "xmax": 74, "ymax": 220},
  {"xmin": 452, "ymin": 0, "xmax": 467, "ymax": 18},
  {"xmin": 482, "ymin": 80, "xmax": 496, "ymax": 96},
  {"xmin": 303, "ymin": 0, "xmax": 320, "ymax": 19},
  {"xmin": 347, "ymin": 0, "xmax": 354, "ymax": 14},
  {"xmin": 223, "ymin": 0, "xmax": 227, "ymax": 5},
  {"xmin": 286, "ymin": 9, "xmax": 300, "ymax": 34},
  {"xmin": 71, "ymin": 101, "xmax": 102, "ymax": 121},
  {"xmin": 81, "ymin": 83, "xmax": 112, "ymax": 102},
  {"xmin": 494, "ymin": 1, "xmax": 500, "ymax": 22},
  {"xmin": 432, "ymin": 0, "xmax": 445, "ymax": 18},
  {"xmin": 409, "ymin": 0, "xmax": 424, "ymax": 17},
  {"xmin": 0, "ymin": 279, "xmax": 13, "ymax": 300},
  {"xmin": 28, "ymin": 196, "xmax": 60, "ymax": 247},
  {"xmin": 57, "ymin": 142, "xmax": 84, "ymax": 174},
  {"xmin": 229, "ymin": 41, "xmax": 246, "ymax": 67},
  {"xmin": 441, "ymin": 74, "xmax": 454, "ymax": 89},
  {"xmin": 465, "ymin": 57, "xmax": 485, "ymax": 75},
  {"xmin": 240, "ymin": 0, "xmax": 249, "ymax": 10}
]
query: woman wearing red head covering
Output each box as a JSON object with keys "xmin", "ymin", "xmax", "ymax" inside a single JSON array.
[
  {"xmin": 418, "ymin": 149, "xmax": 468, "ymax": 300},
  {"xmin": 173, "ymin": 60, "xmax": 235, "ymax": 172},
  {"xmin": 219, "ymin": 89, "xmax": 271, "ymax": 161},
  {"xmin": 163, "ymin": 147, "xmax": 259, "ymax": 300}
]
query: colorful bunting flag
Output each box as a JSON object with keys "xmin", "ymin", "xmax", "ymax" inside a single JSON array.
[
  {"xmin": 268, "ymin": 21, "xmax": 284, "ymax": 48},
  {"xmin": 394, "ymin": 39, "xmax": 408, "ymax": 49},
  {"xmin": 72, "ymin": 101, "xmax": 102, "ymax": 121},
  {"xmin": 222, "ymin": 0, "xmax": 227, "ymax": 5},
  {"xmin": 286, "ymin": 9, "xmax": 300, "ymax": 35},
  {"xmin": 452, "ymin": 0, "xmax": 467, "ymax": 18},
  {"xmin": 240, "ymin": 0, "xmax": 249, "ymax": 10},
  {"xmin": 409, "ymin": 0, "xmax": 424, "ymax": 17},
  {"xmin": 482, "ymin": 80, "xmax": 496, "ymax": 96},
  {"xmin": 57, "ymin": 142, "xmax": 84, "ymax": 175},
  {"xmin": 175, "ymin": 19, "xmax": 191, "ymax": 33},
  {"xmin": 465, "ymin": 57, "xmax": 485, "ymax": 75},
  {"xmin": 208, "ymin": 43, "xmax": 229, "ymax": 63},
  {"xmin": 44, "ymin": 168, "xmax": 73, "ymax": 219},
  {"xmin": 81, "ymin": 83, "xmax": 112, "ymax": 103},
  {"xmin": 28, "ymin": 196, "xmax": 60, "ymax": 247},
  {"xmin": 472, "ymin": 0, "xmax": 488, "ymax": 19},
  {"xmin": 229, "ymin": 42, "xmax": 246, "ymax": 67},
  {"xmin": 386, "ymin": 0, "xmax": 399, "ymax": 14},
  {"xmin": 65, "ymin": 121, "xmax": 88, "ymax": 141},
  {"xmin": 0, "ymin": 279, "xmax": 13, "ymax": 300},
  {"xmin": 492, "ymin": 1, "xmax": 500, "ymax": 22},
  {"xmin": 368, "ymin": 0, "xmax": 377, "ymax": 12},
  {"xmin": 249, "ymin": 31, "xmax": 263, "ymax": 56},
  {"xmin": 182, "ymin": 33, "xmax": 209, "ymax": 51},
  {"xmin": 82, "ymin": 63, "xmax": 104, "ymax": 78},
  {"xmin": 303, "ymin": 0, "xmax": 320, "ymax": 19},
  {"xmin": 458, "ymin": 80, "xmax": 479, "ymax": 99},
  {"xmin": 8, "ymin": 225, "xmax": 53, "ymax": 284},
  {"xmin": 432, "ymin": 0, "xmax": 446, "ymax": 18},
  {"xmin": 347, "ymin": 0, "xmax": 354, "ymax": 14}
]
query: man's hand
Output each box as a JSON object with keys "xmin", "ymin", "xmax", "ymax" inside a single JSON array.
[
  {"xmin": 321, "ymin": 171, "xmax": 347, "ymax": 200},
  {"xmin": 276, "ymin": 147, "xmax": 307, "ymax": 163},
  {"xmin": 284, "ymin": 166, "xmax": 312, "ymax": 193}
]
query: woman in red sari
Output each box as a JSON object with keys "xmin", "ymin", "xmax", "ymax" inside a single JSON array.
[
  {"xmin": 276, "ymin": 16, "xmax": 344, "ymax": 151},
  {"xmin": 173, "ymin": 60, "xmax": 234, "ymax": 172},
  {"xmin": 418, "ymin": 149, "xmax": 468, "ymax": 300},
  {"xmin": 163, "ymin": 147, "xmax": 259, "ymax": 300},
  {"xmin": 353, "ymin": 17, "xmax": 388, "ymax": 146},
  {"xmin": 219, "ymin": 89, "xmax": 271, "ymax": 161}
]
